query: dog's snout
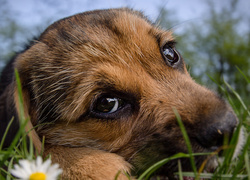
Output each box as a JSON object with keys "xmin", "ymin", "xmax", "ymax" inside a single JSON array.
[{"xmin": 196, "ymin": 110, "xmax": 238, "ymax": 150}]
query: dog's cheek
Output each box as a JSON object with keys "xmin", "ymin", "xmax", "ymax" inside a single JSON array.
[{"xmin": 40, "ymin": 119, "xmax": 134, "ymax": 149}]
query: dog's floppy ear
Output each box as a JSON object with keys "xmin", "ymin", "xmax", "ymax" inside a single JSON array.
[
  {"xmin": 13, "ymin": 85, "xmax": 42, "ymax": 153},
  {"xmin": 13, "ymin": 47, "xmax": 42, "ymax": 153},
  {"xmin": 0, "ymin": 58, "xmax": 19, "ymax": 148}
]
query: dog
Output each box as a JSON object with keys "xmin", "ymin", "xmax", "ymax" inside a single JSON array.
[{"xmin": 0, "ymin": 8, "xmax": 245, "ymax": 179}]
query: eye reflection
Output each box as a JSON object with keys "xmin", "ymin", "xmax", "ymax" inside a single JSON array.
[
  {"xmin": 95, "ymin": 97, "xmax": 124, "ymax": 114},
  {"xmin": 162, "ymin": 45, "xmax": 179, "ymax": 64}
]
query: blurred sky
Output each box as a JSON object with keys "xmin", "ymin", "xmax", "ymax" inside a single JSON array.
[
  {"xmin": 1, "ymin": 0, "xmax": 249, "ymax": 82},
  {"xmin": 6, "ymin": 0, "xmax": 249, "ymax": 29},
  {"xmin": 1, "ymin": 0, "xmax": 249, "ymax": 58}
]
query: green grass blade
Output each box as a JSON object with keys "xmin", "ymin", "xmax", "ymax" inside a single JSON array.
[
  {"xmin": 14, "ymin": 69, "xmax": 25, "ymax": 121},
  {"xmin": 220, "ymin": 124, "xmax": 242, "ymax": 174},
  {"xmin": 177, "ymin": 159, "xmax": 184, "ymax": 180},
  {"xmin": 0, "ymin": 70, "xmax": 29, "ymax": 167},
  {"xmin": 173, "ymin": 108, "xmax": 198, "ymax": 177},
  {"xmin": 138, "ymin": 152, "xmax": 211, "ymax": 180},
  {"xmin": 223, "ymin": 81, "xmax": 249, "ymax": 116},
  {"xmin": 245, "ymin": 151, "xmax": 250, "ymax": 180},
  {"xmin": 236, "ymin": 66, "xmax": 250, "ymax": 83},
  {"xmin": 231, "ymin": 134, "xmax": 250, "ymax": 180},
  {"xmin": 179, "ymin": 172, "xmax": 248, "ymax": 179},
  {"xmin": 7, "ymin": 157, "xmax": 15, "ymax": 180},
  {"xmin": 114, "ymin": 171, "xmax": 122, "ymax": 180},
  {"xmin": 0, "ymin": 117, "xmax": 14, "ymax": 151},
  {"xmin": 137, "ymin": 153, "xmax": 189, "ymax": 180}
]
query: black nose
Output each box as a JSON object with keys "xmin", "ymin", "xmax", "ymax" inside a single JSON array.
[{"xmin": 196, "ymin": 110, "xmax": 238, "ymax": 149}]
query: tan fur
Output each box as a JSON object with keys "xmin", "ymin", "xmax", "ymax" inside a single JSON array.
[
  {"xmin": 2, "ymin": 8, "xmax": 242, "ymax": 179},
  {"xmin": 44, "ymin": 145, "xmax": 132, "ymax": 180}
]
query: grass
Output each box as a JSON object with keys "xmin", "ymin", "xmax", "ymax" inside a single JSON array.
[
  {"xmin": 0, "ymin": 70, "xmax": 42, "ymax": 180},
  {"xmin": 0, "ymin": 70, "xmax": 249, "ymax": 180}
]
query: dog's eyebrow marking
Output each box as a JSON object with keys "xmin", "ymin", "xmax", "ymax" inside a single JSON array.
[
  {"xmin": 148, "ymin": 28, "xmax": 174, "ymax": 48},
  {"xmin": 92, "ymin": 65, "xmax": 143, "ymax": 97}
]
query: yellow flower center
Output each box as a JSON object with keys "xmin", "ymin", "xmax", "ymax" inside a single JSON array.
[{"xmin": 29, "ymin": 172, "xmax": 46, "ymax": 180}]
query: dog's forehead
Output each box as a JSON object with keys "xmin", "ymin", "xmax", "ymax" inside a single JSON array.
[
  {"xmin": 38, "ymin": 8, "xmax": 177, "ymax": 83},
  {"xmin": 40, "ymin": 8, "xmax": 174, "ymax": 63}
]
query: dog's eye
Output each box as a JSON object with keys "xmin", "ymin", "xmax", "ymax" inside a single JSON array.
[
  {"xmin": 162, "ymin": 44, "xmax": 179, "ymax": 64},
  {"xmin": 90, "ymin": 93, "xmax": 135, "ymax": 119},
  {"xmin": 95, "ymin": 97, "xmax": 125, "ymax": 114}
]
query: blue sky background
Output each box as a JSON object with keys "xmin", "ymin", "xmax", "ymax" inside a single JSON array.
[
  {"xmin": 7, "ymin": 0, "xmax": 249, "ymax": 28},
  {"xmin": 0, "ymin": 0, "xmax": 249, "ymax": 90},
  {"xmin": 0, "ymin": 0, "xmax": 249, "ymax": 67}
]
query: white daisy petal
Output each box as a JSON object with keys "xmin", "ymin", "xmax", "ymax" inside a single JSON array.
[
  {"xmin": 49, "ymin": 166, "xmax": 63, "ymax": 179},
  {"xmin": 11, "ymin": 165, "xmax": 29, "ymax": 179},
  {"xmin": 30, "ymin": 162, "xmax": 37, "ymax": 172},
  {"xmin": 40, "ymin": 158, "xmax": 51, "ymax": 172},
  {"xmin": 11, "ymin": 165, "xmax": 25, "ymax": 176},
  {"xmin": 36, "ymin": 156, "xmax": 43, "ymax": 167},
  {"xmin": 10, "ymin": 168, "xmax": 22, "ymax": 178},
  {"xmin": 47, "ymin": 164, "xmax": 62, "ymax": 177},
  {"xmin": 47, "ymin": 171, "xmax": 63, "ymax": 180},
  {"xmin": 19, "ymin": 160, "xmax": 33, "ymax": 175},
  {"xmin": 10, "ymin": 156, "xmax": 62, "ymax": 180},
  {"xmin": 48, "ymin": 164, "xmax": 60, "ymax": 171}
]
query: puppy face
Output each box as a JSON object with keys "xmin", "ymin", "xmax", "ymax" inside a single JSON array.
[{"xmin": 14, "ymin": 8, "xmax": 241, "ymax": 176}]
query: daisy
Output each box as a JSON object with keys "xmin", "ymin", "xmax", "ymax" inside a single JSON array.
[{"xmin": 10, "ymin": 156, "xmax": 62, "ymax": 180}]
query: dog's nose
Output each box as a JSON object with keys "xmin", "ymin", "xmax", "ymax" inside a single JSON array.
[{"xmin": 196, "ymin": 110, "xmax": 238, "ymax": 149}]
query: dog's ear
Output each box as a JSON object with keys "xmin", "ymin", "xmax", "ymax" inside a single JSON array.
[
  {"xmin": 13, "ymin": 47, "xmax": 43, "ymax": 153},
  {"xmin": 0, "ymin": 58, "xmax": 19, "ymax": 148},
  {"xmin": 13, "ymin": 85, "xmax": 42, "ymax": 153}
]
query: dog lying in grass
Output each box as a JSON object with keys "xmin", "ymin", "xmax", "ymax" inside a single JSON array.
[{"xmin": 0, "ymin": 8, "xmax": 245, "ymax": 179}]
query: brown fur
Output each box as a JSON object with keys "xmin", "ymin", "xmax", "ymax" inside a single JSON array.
[
  {"xmin": 0, "ymin": 8, "xmax": 243, "ymax": 179},
  {"xmin": 44, "ymin": 145, "xmax": 131, "ymax": 180}
]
